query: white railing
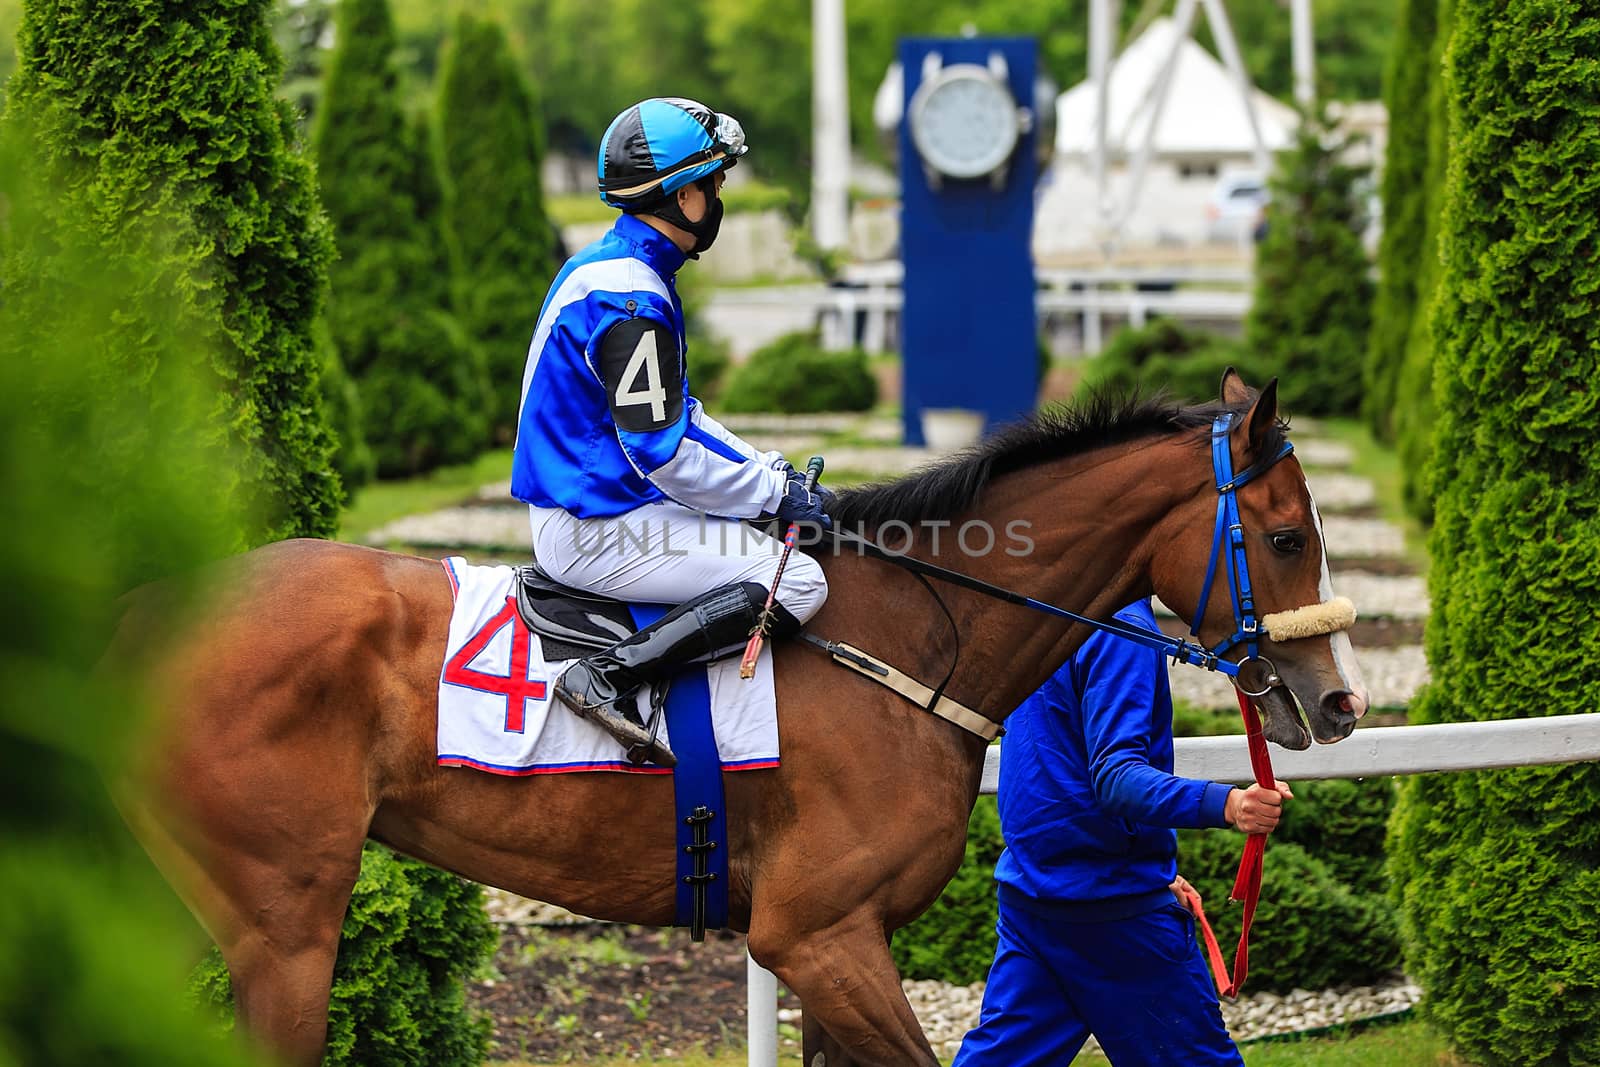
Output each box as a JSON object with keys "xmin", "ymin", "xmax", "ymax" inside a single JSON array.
[{"xmin": 745, "ymin": 712, "xmax": 1600, "ymax": 1065}]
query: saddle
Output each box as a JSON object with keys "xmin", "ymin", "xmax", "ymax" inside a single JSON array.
[{"xmin": 511, "ymin": 564, "xmax": 639, "ymax": 661}]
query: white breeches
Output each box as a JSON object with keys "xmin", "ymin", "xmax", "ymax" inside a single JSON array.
[{"xmin": 529, "ymin": 502, "xmax": 829, "ymax": 622}]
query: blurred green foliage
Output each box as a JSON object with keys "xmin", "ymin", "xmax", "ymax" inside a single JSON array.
[
  {"xmin": 314, "ymin": 0, "xmax": 490, "ymax": 476},
  {"xmin": 0, "ymin": 106, "xmax": 258, "ymax": 1067},
  {"xmin": 435, "ymin": 10, "xmax": 559, "ymax": 444},
  {"xmin": 719, "ymin": 331, "xmax": 878, "ymax": 414},
  {"xmin": 1362, "ymin": 0, "xmax": 1437, "ymax": 445},
  {"xmin": 1245, "ymin": 110, "xmax": 1374, "ymax": 418},
  {"xmin": 1079, "ymin": 318, "xmax": 1269, "ymax": 406}
]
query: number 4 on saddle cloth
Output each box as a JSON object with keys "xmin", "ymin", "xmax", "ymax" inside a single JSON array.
[{"xmin": 435, "ymin": 557, "xmax": 779, "ymax": 777}]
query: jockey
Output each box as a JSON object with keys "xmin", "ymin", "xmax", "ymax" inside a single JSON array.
[{"xmin": 512, "ymin": 98, "xmax": 831, "ymax": 766}]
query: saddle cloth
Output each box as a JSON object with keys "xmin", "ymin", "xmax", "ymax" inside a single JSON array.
[{"xmin": 435, "ymin": 557, "xmax": 780, "ymax": 775}]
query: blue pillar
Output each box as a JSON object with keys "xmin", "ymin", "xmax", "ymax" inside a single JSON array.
[{"xmin": 899, "ymin": 37, "xmax": 1038, "ymax": 446}]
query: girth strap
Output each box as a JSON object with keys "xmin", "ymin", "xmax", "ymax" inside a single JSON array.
[{"xmin": 799, "ymin": 633, "xmax": 1002, "ymax": 742}]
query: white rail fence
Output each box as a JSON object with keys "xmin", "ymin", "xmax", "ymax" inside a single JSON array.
[{"xmin": 745, "ymin": 712, "xmax": 1600, "ymax": 1066}]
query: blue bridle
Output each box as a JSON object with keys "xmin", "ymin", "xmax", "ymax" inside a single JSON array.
[{"xmin": 827, "ymin": 411, "xmax": 1297, "ymax": 686}]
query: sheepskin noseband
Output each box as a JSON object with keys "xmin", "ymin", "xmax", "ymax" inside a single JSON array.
[{"xmin": 1262, "ymin": 596, "xmax": 1357, "ymax": 641}]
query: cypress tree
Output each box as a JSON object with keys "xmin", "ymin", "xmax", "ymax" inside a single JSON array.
[
  {"xmin": 434, "ymin": 11, "xmax": 556, "ymax": 443},
  {"xmin": 1362, "ymin": 0, "xmax": 1436, "ymax": 442},
  {"xmin": 1243, "ymin": 111, "xmax": 1373, "ymax": 417},
  {"xmin": 3, "ymin": 0, "xmax": 341, "ymax": 544},
  {"xmin": 1393, "ymin": 0, "xmax": 1454, "ymax": 522},
  {"xmin": 314, "ymin": 0, "xmax": 489, "ymax": 476},
  {"xmin": 1388, "ymin": 5, "xmax": 1600, "ymax": 1066}
]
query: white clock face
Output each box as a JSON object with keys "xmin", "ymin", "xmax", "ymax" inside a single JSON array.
[{"xmin": 910, "ymin": 67, "xmax": 1020, "ymax": 180}]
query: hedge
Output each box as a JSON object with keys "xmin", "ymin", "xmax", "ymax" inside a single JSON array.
[
  {"xmin": 1245, "ymin": 110, "xmax": 1374, "ymax": 418},
  {"xmin": 314, "ymin": 0, "xmax": 489, "ymax": 476},
  {"xmin": 191, "ymin": 845, "xmax": 496, "ymax": 1067},
  {"xmin": 4, "ymin": 0, "xmax": 341, "ymax": 544},
  {"xmin": 719, "ymin": 331, "xmax": 877, "ymax": 413},
  {"xmin": 1388, "ymin": 3, "xmax": 1600, "ymax": 1063},
  {"xmin": 1363, "ymin": 0, "xmax": 1438, "ymax": 444}
]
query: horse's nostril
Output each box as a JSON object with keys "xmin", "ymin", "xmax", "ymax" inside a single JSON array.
[
  {"xmin": 1320, "ymin": 690, "xmax": 1363, "ymax": 734},
  {"xmin": 1339, "ymin": 689, "xmax": 1369, "ymax": 719}
]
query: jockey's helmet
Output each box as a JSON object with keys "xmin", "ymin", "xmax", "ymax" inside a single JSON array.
[{"xmin": 597, "ymin": 98, "xmax": 748, "ymax": 211}]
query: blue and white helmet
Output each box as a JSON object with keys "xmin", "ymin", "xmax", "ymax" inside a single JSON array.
[{"xmin": 598, "ymin": 98, "xmax": 748, "ymax": 209}]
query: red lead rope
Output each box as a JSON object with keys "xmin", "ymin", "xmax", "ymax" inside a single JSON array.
[{"xmin": 1173, "ymin": 687, "xmax": 1273, "ymax": 1000}]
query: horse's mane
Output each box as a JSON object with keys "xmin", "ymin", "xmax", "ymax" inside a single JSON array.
[{"xmin": 829, "ymin": 389, "xmax": 1288, "ymax": 528}]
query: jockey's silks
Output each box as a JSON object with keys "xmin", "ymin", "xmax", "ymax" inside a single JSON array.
[
  {"xmin": 512, "ymin": 213, "xmax": 786, "ymax": 519},
  {"xmin": 994, "ymin": 599, "xmax": 1234, "ymax": 923}
]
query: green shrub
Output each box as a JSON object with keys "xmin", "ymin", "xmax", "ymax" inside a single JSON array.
[
  {"xmin": 719, "ymin": 331, "xmax": 877, "ymax": 413},
  {"xmin": 435, "ymin": 11, "xmax": 557, "ymax": 443},
  {"xmin": 891, "ymin": 797, "xmax": 1002, "ymax": 986},
  {"xmin": 1245, "ymin": 109, "xmax": 1374, "ymax": 418},
  {"xmin": 678, "ymin": 270, "xmax": 732, "ymax": 400},
  {"xmin": 1177, "ymin": 831, "xmax": 1400, "ymax": 992},
  {"xmin": 1389, "ymin": 3, "xmax": 1600, "ymax": 1063},
  {"xmin": 4, "ymin": 0, "xmax": 342, "ymax": 544},
  {"xmin": 191, "ymin": 844, "xmax": 495, "ymax": 1067},
  {"xmin": 1363, "ymin": 0, "xmax": 1438, "ymax": 443},
  {"xmin": 1274, "ymin": 778, "xmax": 1395, "ymax": 897},
  {"xmin": 315, "ymin": 0, "xmax": 489, "ymax": 476},
  {"xmin": 1081, "ymin": 319, "xmax": 1270, "ymax": 405}
]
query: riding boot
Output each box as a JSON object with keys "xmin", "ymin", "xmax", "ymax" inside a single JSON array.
[{"xmin": 553, "ymin": 581, "xmax": 801, "ymax": 767}]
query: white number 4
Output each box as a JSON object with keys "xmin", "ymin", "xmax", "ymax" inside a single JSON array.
[{"xmin": 614, "ymin": 330, "xmax": 669, "ymax": 424}]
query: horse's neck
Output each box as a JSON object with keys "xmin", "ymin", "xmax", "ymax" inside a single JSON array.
[{"xmin": 839, "ymin": 436, "xmax": 1197, "ymax": 721}]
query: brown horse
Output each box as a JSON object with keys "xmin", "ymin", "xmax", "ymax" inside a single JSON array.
[{"xmin": 112, "ymin": 373, "xmax": 1367, "ymax": 1067}]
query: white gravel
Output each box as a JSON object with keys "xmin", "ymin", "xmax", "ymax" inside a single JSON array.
[
  {"xmin": 1294, "ymin": 439, "xmax": 1355, "ymax": 469},
  {"xmin": 1320, "ymin": 516, "xmax": 1408, "ymax": 559}
]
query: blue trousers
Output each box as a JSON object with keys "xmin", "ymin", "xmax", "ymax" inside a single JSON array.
[{"xmin": 951, "ymin": 899, "xmax": 1243, "ymax": 1067}]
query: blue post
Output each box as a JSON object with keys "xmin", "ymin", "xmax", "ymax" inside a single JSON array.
[{"xmin": 898, "ymin": 37, "xmax": 1038, "ymax": 446}]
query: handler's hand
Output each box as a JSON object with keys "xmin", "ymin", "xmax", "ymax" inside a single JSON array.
[{"xmin": 1225, "ymin": 780, "xmax": 1294, "ymax": 835}]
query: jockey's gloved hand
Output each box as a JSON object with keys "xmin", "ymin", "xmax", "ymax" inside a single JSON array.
[{"xmin": 774, "ymin": 466, "xmax": 833, "ymax": 530}]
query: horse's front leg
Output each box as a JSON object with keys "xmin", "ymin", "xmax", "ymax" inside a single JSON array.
[{"xmin": 750, "ymin": 909, "xmax": 939, "ymax": 1067}]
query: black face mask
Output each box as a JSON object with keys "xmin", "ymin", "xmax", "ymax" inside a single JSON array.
[{"xmin": 651, "ymin": 176, "xmax": 724, "ymax": 257}]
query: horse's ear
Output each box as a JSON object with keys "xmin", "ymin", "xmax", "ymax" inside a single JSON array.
[
  {"xmin": 1219, "ymin": 367, "xmax": 1252, "ymax": 405},
  {"xmin": 1241, "ymin": 377, "xmax": 1280, "ymax": 455}
]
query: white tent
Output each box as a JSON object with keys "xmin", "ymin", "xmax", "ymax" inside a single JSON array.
[{"xmin": 1054, "ymin": 16, "xmax": 1298, "ymax": 164}]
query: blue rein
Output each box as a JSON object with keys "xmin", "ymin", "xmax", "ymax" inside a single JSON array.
[{"xmin": 832, "ymin": 412, "xmax": 1295, "ymax": 681}]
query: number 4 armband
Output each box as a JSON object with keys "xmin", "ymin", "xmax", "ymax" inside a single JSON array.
[{"xmin": 598, "ymin": 316, "xmax": 684, "ymax": 433}]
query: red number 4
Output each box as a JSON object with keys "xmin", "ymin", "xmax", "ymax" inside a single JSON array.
[{"xmin": 443, "ymin": 598, "xmax": 548, "ymax": 733}]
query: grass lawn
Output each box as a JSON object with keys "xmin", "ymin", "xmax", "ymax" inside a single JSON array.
[
  {"xmin": 494, "ymin": 1017, "xmax": 1468, "ymax": 1066},
  {"xmin": 338, "ymin": 448, "xmax": 513, "ymax": 542}
]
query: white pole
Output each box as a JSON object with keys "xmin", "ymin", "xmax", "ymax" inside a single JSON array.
[
  {"xmin": 811, "ymin": 0, "xmax": 851, "ymax": 253},
  {"xmin": 1200, "ymin": 0, "xmax": 1272, "ymax": 176},
  {"xmin": 1112, "ymin": 0, "xmax": 1199, "ymax": 233},
  {"xmin": 1088, "ymin": 0, "xmax": 1116, "ymax": 250},
  {"xmin": 747, "ymin": 953, "xmax": 779, "ymax": 1067},
  {"xmin": 1291, "ymin": 0, "xmax": 1315, "ymax": 107}
]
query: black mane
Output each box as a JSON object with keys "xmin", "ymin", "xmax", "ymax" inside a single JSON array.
[{"xmin": 829, "ymin": 390, "xmax": 1287, "ymax": 528}]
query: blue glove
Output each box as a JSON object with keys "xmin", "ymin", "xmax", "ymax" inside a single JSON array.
[{"xmin": 774, "ymin": 465, "xmax": 833, "ymax": 530}]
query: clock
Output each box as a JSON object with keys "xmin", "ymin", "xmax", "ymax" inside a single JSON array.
[{"xmin": 908, "ymin": 52, "xmax": 1032, "ymax": 187}]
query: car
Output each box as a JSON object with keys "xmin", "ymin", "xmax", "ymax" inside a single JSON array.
[{"xmin": 1205, "ymin": 168, "xmax": 1268, "ymax": 244}]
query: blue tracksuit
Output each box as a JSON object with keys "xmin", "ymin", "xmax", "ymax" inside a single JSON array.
[
  {"xmin": 953, "ymin": 600, "xmax": 1242, "ymax": 1066},
  {"xmin": 511, "ymin": 213, "xmax": 784, "ymax": 520}
]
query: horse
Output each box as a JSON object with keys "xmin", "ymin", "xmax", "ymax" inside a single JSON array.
[{"xmin": 110, "ymin": 372, "xmax": 1368, "ymax": 1067}]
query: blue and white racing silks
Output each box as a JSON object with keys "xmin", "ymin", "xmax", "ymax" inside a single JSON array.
[{"xmin": 511, "ymin": 213, "xmax": 787, "ymax": 519}]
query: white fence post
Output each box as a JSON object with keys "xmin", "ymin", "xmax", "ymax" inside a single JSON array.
[{"xmin": 749, "ymin": 713, "xmax": 1600, "ymax": 1065}]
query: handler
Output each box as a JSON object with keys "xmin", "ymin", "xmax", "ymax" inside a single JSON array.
[
  {"xmin": 952, "ymin": 598, "xmax": 1293, "ymax": 1066},
  {"xmin": 511, "ymin": 98, "xmax": 831, "ymax": 766}
]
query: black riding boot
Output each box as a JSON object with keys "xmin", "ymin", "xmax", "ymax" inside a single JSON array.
[{"xmin": 553, "ymin": 581, "xmax": 801, "ymax": 767}]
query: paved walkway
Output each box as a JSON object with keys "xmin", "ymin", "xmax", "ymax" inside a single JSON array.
[{"xmin": 366, "ymin": 411, "xmax": 1426, "ymax": 711}]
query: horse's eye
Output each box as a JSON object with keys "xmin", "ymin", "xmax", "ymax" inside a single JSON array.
[{"xmin": 1271, "ymin": 531, "xmax": 1304, "ymax": 554}]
